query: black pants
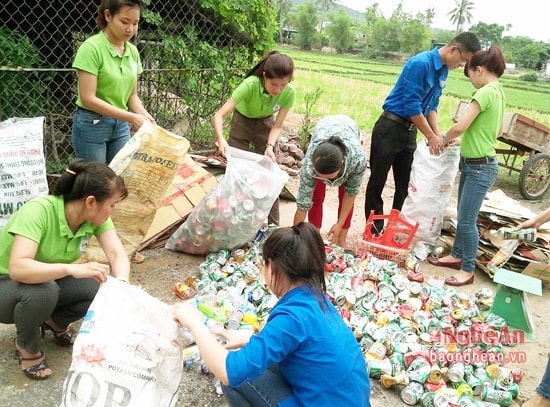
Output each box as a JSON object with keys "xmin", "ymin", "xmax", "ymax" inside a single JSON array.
[{"xmin": 364, "ymin": 116, "xmax": 417, "ymax": 234}]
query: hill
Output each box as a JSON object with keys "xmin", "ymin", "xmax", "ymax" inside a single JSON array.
[{"xmin": 289, "ymin": 0, "xmax": 366, "ymax": 24}]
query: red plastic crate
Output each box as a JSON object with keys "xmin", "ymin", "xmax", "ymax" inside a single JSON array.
[{"xmin": 354, "ymin": 209, "xmax": 419, "ymax": 264}]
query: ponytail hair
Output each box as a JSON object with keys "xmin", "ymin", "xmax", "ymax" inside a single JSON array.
[
  {"xmin": 262, "ymin": 222, "xmax": 327, "ymax": 309},
  {"xmin": 55, "ymin": 158, "xmax": 128, "ymax": 203},
  {"xmin": 312, "ymin": 136, "xmax": 347, "ymax": 175},
  {"xmin": 246, "ymin": 51, "xmax": 294, "ymax": 80}
]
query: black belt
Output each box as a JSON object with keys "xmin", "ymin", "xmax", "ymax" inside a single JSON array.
[
  {"xmin": 460, "ymin": 156, "xmax": 497, "ymax": 164},
  {"xmin": 381, "ymin": 111, "xmax": 416, "ymax": 131}
]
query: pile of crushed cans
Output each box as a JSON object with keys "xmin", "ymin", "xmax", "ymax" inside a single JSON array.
[{"xmin": 173, "ymin": 228, "xmax": 523, "ymax": 406}]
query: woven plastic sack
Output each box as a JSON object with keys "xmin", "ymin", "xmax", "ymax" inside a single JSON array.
[
  {"xmin": 59, "ymin": 277, "xmax": 183, "ymax": 407},
  {"xmin": 166, "ymin": 147, "xmax": 289, "ymax": 254},
  {"xmin": 400, "ymin": 141, "xmax": 460, "ymax": 260}
]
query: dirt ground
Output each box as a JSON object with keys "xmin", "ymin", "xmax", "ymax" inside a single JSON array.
[{"xmin": 0, "ymin": 113, "xmax": 549, "ymax": 406}]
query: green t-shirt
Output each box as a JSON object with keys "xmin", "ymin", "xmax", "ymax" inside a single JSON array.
[
  {"xmin": 460, "ymin": 82, "xmax": 506, "ymax": 158},
  {"xmin": 0, "ymin": 195, "xmax": 114, "ymax": 275},
  {"xmin": 73, "ymin": 31, "xmax": 143, "ymax": 111},
  {"xmin": 232, "ymin": 75, "xmax": 296, "ymax": 118}
]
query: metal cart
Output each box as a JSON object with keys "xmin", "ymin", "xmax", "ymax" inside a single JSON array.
[{"xmin": 454, "ymin": 102, "xmax": 550, "ymax": 200}]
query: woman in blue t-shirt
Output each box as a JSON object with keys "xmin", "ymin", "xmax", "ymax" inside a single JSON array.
[{"xmin": 174, "ymin": 222, "xmax": 371, "ymax": 407}]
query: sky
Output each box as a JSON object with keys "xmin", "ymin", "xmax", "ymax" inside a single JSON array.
[{"xmin": 337, "ymin": 0, "xmax": 548, "ymax": 42}]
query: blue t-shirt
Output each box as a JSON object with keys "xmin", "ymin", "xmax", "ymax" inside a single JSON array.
[
  {"xmin": 226, "ymin": 286, "xmax": 371, "ymax": 406},
  {"xmin": 383, "ymin": 47, "xmax": 448, "ymax": 119}
]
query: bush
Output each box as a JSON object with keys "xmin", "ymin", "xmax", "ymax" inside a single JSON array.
[
  {"xmin": 0, "ymin": 28, "xmax": 45, "ymax": 120},
  {"xmin": 519, "ymin": 73, "xmax": 538, "ymax": 82}
]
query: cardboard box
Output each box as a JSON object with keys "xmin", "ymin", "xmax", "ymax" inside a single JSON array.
[
  {"xmin": 522, "ymin": 261, "xmax": 550, "ymax": 282},
  {"xmin": 137, "ymin": 155, "xmax": 218, "ymax": 250}
]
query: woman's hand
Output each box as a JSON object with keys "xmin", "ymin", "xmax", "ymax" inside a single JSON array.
[
  {"xmin": 173, "ymin": 301, "xmax": 204, "ymax": 330},
  {"xmin": 216, "ymin": 138, "xmax": 230, "ymax": 157},
  {"xmin": 264, "ymin": 145, "xmax": 277, "ymax": 163},
  {"xmin": 71, "ymin": 262, "xmax": 110, "ymax": 283},
  {"xmin": 218, "ymin": 329, "xmax": 252, "ymax": 349}
]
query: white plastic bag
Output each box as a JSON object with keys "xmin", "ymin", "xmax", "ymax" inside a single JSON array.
[
  {"xmin": 166, "ymin": 147, "xmax": 289, "ymax": 254},
  {"xmin": 60, "ymin": 278, "xmax": 183, "ymax": 407},
  {"xmin": 401, "ymin": 142, "xmax": 460, "ymax": 260}
]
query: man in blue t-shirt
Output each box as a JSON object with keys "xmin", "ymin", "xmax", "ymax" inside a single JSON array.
[{"xmin": 364, "ymin": 32, "xmax": 481, "ymax": 234}]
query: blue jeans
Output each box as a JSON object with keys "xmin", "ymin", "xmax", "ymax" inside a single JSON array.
[
  {"xmin": 451, "ymin": 158, "xmax": 498, "ymax": 272},
  {"xmin": 537, "ymin": 354, "xmax": 550, "ymax": 399},
  {"xmin": 72, "ymin": 107, "xmax": 131, "ymax": 164},
  {"xmin": 222, "ymin": 365, "xmax": 293, "ymax": 407}
]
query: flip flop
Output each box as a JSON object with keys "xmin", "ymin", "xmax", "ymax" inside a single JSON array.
[{"xmin": 131, "ymin": 252, "xmax": 145, "ymax": 264}]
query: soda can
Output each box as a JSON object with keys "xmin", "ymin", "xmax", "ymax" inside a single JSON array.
[
  {"xmin": 477, "ymin": 402, "xmax": 501, "ymax": 407},
  {"xmin": 401, "ymin": 381, "xmax": 425, "ymax": 405},
  {"xmin": 481, "ymin": 386, "xmax": 513, "ymax": 407},
  {"xmin": 495, "ymin": 367, "xmax": 514, "ymax": 387},
  {"xmin": 173, "ymin": 281, "xmax": 196, "ymax": 300},
  {"xmin": 509, "ymin": 367, "xmax": 522, "ymax": 383}
]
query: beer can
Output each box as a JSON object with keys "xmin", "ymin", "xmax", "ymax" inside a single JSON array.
[
  {"xmin": 455, "ymin": 382, "xmax": 474, "ymax": 397},
  {"xmin": 407, "ymin": 356, "xmax": 431, "ymax": 383},
  {"xmin": 448, "ymin": 362, "xmax": 465, "ymax": 383},
  {"xmin": 427, "ymin": 364, "xmax": 442, "ymax": 384},
  {"xmin": 367, "ymin": 358, "xmax": 393, "ymax": 378},
  {"xmin": 457, "ymin": 394, "xmax": 478, "ymax": 407},
  {"xmin": 390, "ymin": 352, "xmax": 406, "ymax": 373},
  {"xmin": 420, "ymin": 391, "xmax": 449, "ymax": 407},
  {"xmin": 380, "ymin": 371, "xmax": 408, "ymax": 388},
  {"xmin": 365, "ymin": 341, "xmax": 388, "ymax": 361},
  {"xmin": 401, "ymin": 382, "xmax": 425, "ymax": 405},
  {"xmin": 481, "ymin": 386, "xmax": 513, "ymax": 407}
]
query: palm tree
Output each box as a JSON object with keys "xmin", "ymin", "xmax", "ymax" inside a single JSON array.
[
  {"xmin": 316, "ymin": 0, "xmax": 340, "ymax": 11},
  {"xmin": 447, "ymin": 0, "xmax": 475, "ymax": 32}
]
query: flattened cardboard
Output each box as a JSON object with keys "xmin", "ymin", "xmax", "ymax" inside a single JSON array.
[{"xmin": 138, "ymin": 156, "xmax": 217, "ymax": 250}]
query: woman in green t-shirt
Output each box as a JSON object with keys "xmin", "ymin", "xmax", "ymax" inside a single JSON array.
[
  {"xmin": 0, "ymin": 159, "xmax": 130, "ymax": 380},
  {"xmin": 212, "ymin": 51, "xmax": 296, "ymax": 225},
  {"xmin": 71, "ymin": 0, "xmax": 155, "ymax": 165}
]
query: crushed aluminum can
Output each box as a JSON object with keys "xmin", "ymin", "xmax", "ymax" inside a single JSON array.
[{"xmin": 401, "ymin": 382, "xmax": 425, "ymax": 405}]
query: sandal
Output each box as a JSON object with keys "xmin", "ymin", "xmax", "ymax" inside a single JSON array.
[
  {"xmin": 131, "ymin": 252, "xmax": 145, "ymax": 264},
  {"xmin": 41, "ymin": 322, "xmax": 77, "ymax": 346},
  {"xmin": 15, "ymin": 341, "xmax": 51, "ymax": 380}
]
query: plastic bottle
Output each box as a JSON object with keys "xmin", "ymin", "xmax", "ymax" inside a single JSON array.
[
  {"xmin": 198, "ymin": 300, "xmax": 228, "ymax": 324},
  {"xmin": 488, "ymin": 228, "xmax": 536, "ymax": 247},
  {"xmin": 487, "ymin": 239, "xmax": 519, "ymax": 273}
]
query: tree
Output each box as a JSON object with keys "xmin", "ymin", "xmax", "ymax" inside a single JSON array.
[
  {"xmin": 469, "ymin": 22, "xmax": 505, "ymax": 48},
  {"xmin": 275, "ymin": 0, "xmax": 292, "ymax": 44},
  {"xmin": 326, "ymin": 10, "xmax": 354, "ymax": 53},
  {"xmin": 316, "ymin": 0, "xmax": 340, "ymax": 11},
  {"xmin": 294, "ymin": 2, "xmax": 319, "ymax": 50},
  {"xmin": 447, "ymin": 0, "xmax": 475, "ymax": 32}
]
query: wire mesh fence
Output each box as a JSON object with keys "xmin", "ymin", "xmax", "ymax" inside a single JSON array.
[{"xmin": 0, "ymin": 0, "xmax": 258, "ymax": 169}]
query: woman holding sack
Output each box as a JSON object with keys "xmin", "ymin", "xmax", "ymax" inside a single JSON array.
[
  {"xmin": 0, "ymin": 159, "xmax": 130, "ymax": 380},
  {"xmin": 212, "ymin": 51, "xmax": 296, "ymax": 225},
  {"xmin": 71, "ymin": 0, "xmax": 155, "ymax": 165},
  {"xmin": 428, "ymin": 46, "xmax": 506, "ymax": 286},
  {"xmin": 174, "ymin": 222, "xmax": 371, "ymax": 407}
]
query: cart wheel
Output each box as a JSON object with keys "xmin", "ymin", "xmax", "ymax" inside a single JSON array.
[{"xmin": 519, "ymin": 153, "xmax": 550, "ymax": 200}]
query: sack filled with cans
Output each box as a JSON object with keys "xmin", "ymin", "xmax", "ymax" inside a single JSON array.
[{"xmin": 166, "ymin": 147, "xmax": 289, "ymax": 255}]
